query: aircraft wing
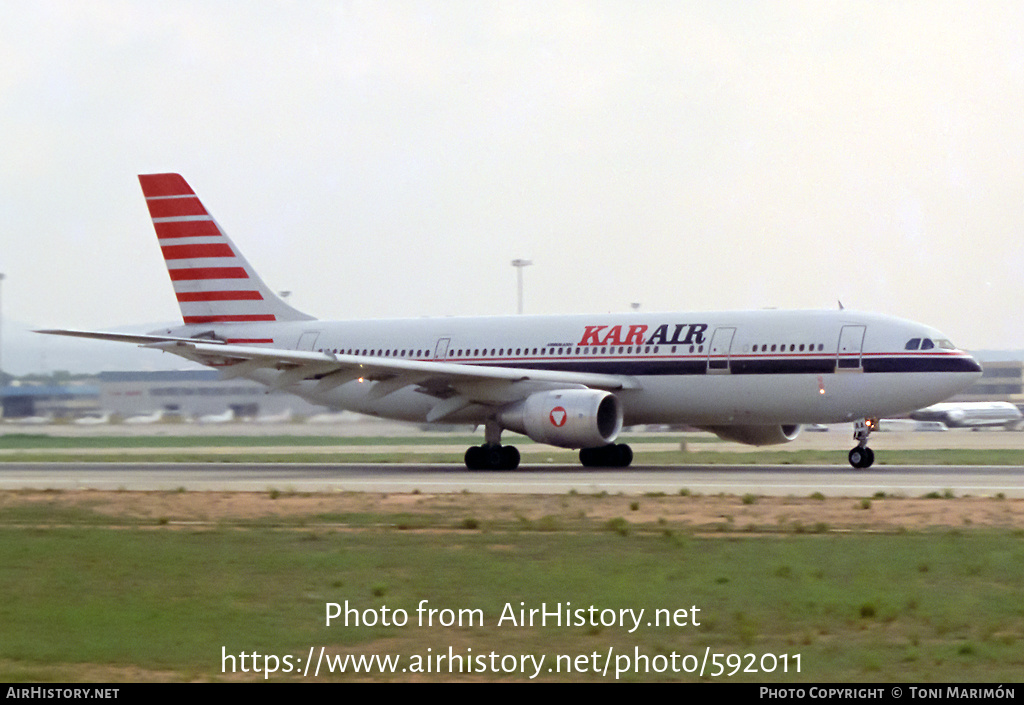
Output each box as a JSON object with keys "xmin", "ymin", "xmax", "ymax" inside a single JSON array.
[
  {"xmin": 37, "ymin": 330, "xmax": 640, "ymax": 421},
  {"xmin": 35, "ymin": 329, "xmax": 228, "ymax": 346},
  {"xmin": 153, "ymin": 340, "xmax": 641, "ymax": 421}
]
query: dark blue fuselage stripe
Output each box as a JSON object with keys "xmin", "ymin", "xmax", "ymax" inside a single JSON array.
[
  {"xmin": 862, "ymin": 357, "xmax": 981, "ymax": 374},
  {"xmin": 494, "ymin": 356, "xmax": 980, "ymax": 376}
]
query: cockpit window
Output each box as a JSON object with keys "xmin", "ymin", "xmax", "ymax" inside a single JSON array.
[
  {"xmin": 935, "ymin": 339, "xmax": 955, "ymax": 350},
  {"xmin": 905, "ymin": 338, "xmax": 921, "ymax": 350},
  {"xmin": 921, "ymin": 338, "xmax": 935, "ymax": 350}
]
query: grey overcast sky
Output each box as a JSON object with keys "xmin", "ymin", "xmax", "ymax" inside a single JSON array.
[{"xmin": 3, "ymin": 1, "xmax": 1023, "ymax": 357}]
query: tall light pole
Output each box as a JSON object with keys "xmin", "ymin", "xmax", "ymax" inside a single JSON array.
[{"xmin": 511, "ymin": 259, "xmax": 532, "ymax": 315}]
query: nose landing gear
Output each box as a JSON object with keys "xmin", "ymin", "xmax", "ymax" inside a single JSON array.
[{"xmin": 849, "ymin": 418, "xmax": 877, "ymax": 468}]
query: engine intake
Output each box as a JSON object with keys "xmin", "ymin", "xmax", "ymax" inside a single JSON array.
[{"xmin": 500, "ymin": 389, "xmax": 623, "ymax": 449}]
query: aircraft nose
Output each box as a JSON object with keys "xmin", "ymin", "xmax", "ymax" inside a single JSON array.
[
  {"xmin": 937, "ymin": 351, "xmax": 983, "ymax": 402},
  {"xmin": 964, "ymin": 353, "xmax": 983, "ymax": 374}
]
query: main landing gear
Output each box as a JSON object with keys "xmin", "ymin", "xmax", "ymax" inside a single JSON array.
[
  {"xmin": 463, "ymin": 420, "xmax": 634, "ymax": 471},
  {"xmin": 464, "ymin": 444, "xmax": 520, "ymax": 471},
  {"xmin": 848, "ymin": 418, "xmax": 877, "ymax": 469},
  {"xmin": 579, "ymin": 443, "xmax": 633, "ymax": 468},
  {"xmin": 465, "ymin": 419, "xmax": 522, "ymax": 471},
  {"xmin": 464, "ymin": 442, "xmax": 635, "ymax": 470}
]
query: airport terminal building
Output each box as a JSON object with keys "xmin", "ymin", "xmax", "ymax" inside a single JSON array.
[
  {"xmin": 98, "ymin": 371, "xmax": 327, "ymax": 420},
  {"xmin": 0, "ymin": 371, "xmax": 326, "ymax": 421}
]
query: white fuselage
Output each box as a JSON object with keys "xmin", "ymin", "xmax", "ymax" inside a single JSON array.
[{"xmin": 158, "ymin": 308, "xmax": 981, "ymax": 430}]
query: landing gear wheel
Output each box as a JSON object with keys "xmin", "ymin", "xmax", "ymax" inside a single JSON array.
[
  {"xmin": 580, "ymin": 443, "xmax": 633, "ymax": 468},
  {"xmin": 849, "ymin": 418, "xmax": 877, "ymax": 469},
  {"xmin": 500, "ymin": 445, "xmax": 520, "ymax": 470},
  {"xmin": 464, "ymin": 444, "xmax": 520, "ymax": 471},
  {"xmin": 848, "ymin": 446, "xmax": 875, "ymax": 469},
  {"xmin": 465, "ymin": 446, "xmax": 484, "ymax": 470},
  {"xmin": 483, "ymin": 443, "xmax": 503, "ymax": 469}
]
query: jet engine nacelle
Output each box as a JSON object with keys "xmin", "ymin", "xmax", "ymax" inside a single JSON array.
[
  {"xmin": 944, "ymin": 409, "xmax": 966, "ymax": 424},
  {"xmin": 702, "ymin": 424, "xmax": 802, "ymax": 446},
  {"xmin": 500, "ymin": 389, "xmax": 623, "ymax": 449}
]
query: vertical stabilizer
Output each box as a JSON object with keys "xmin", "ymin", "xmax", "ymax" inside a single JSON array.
[{"xmin": 138, "ymin": 173, "xmax": 314, "ymax": 324}]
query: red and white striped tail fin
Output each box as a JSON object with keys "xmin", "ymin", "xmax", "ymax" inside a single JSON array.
[{"xmin": 138, "ymin": 173, "xmax": 314, "ymax": 325}]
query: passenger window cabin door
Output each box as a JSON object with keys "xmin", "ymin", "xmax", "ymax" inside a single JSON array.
[
  {"xmin": 433, "ymin": 337, "xmax": 451, "ymax": 361},
  {"xmin": 296, "ymin": 331, "xmax": 321, "ymax": 351},
  {"xmin": 837, "ymin": 325, "xmax": 866, "ymax": 370},
  {"xmin": 707, "ymin": 327, "xmax": 736, "ymax": 374}
]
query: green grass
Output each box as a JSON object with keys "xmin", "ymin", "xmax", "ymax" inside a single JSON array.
[
  {"xmin": 0, "ymin": 433, "xmax": 711, "ymax": 449},
  {"xmin": 1, "ymin": 503, "xmax": 1023, "ymax": 681},
  {"xmin": 634, "ymin": 449, "xmax": 1024, "ymax": 466},
  {"xmin": 0, "ymin": 434, "xmax": 489, "ymax": 449},
  {"xmin": 0, "ymin": 452, "xmax": 483, "ymax": 464}
]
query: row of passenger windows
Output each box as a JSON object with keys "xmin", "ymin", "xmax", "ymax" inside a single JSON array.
[
  {"xmin": 445, "ymin": 345, "xmax": 706, "ymax": 357},
  {"xmin": 315, "ymin": 344, "xmax": 837, "ymax": 358},
  {"xmin": 313, "ymin": 339, "xmax": 957, "ymax": 359},
  {"xmin": 313, "ymin": 348, "xmax": 421, "ymax": 358},
  {"xmin": 748, "ymin": 343, "xmax": 825, "ymax": 353},
  {"xmin": 317, "ymin": 346, "xmax": 707, "ymax": 357}
]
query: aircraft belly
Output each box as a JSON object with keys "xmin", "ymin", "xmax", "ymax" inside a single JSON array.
[
  {"xmin": 622, "ymin": 375, "xmax": 824, "ymax": 425},
  {"xmin": 241, "ymin": 367, "xmax": 977, "ymax": 429},
  {"xmin": 624, "ymin": 371, "xmax": 977, "ymax": 426}
]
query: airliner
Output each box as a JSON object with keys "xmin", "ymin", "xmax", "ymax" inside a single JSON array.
[
  {"xmin": 910, "ymin": 402, "xmax": 1023, "ymax": 430},
  {"xmin": 39, "ymin": 173, "xmax": 983, "ymax": 470}
]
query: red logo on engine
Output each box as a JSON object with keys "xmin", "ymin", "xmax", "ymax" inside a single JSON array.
[{"xmin": 549, "ymin": 406, "xmax": 567, "ymax": 427}]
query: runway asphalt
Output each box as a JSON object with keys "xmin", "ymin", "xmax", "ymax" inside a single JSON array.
[{"xmin": 0, "ymin": 462, "xmax": 1021, "ymax": 497}]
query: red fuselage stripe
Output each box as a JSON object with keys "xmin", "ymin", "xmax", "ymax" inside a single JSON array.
[{"xmin": 182, "ymin": 315, "xmax": 276, "ymax": 323}]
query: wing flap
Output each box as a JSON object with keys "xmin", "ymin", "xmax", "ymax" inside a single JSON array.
[{"xmin": 426, "ymin": 396, "xmax": 473, "ymax": 423}]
